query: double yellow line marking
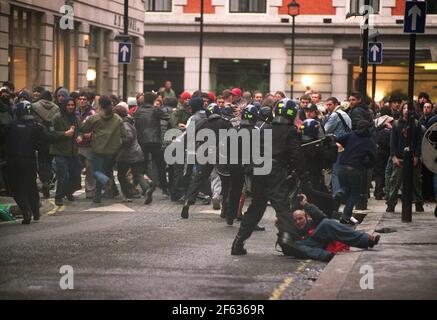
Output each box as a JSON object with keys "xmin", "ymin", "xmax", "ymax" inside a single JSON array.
[
  {"xmin": 47, "ymin": 200, "xmax": 65, "ymax": 216},
  {"xmin": 269, "ymin": 260, "xmax": 311, "ymax": 300}
]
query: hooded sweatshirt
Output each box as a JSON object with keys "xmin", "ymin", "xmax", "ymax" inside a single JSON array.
[
  {"xmin": 50, "ymin": 99, "xmax": 79, "ymax": 157},
  {"xmin": 337, "ymin": 128, "xmax": 378, "ymax": 169},
  {"xmin": 81, "ymin": 109, "xmax": 126, "ymax": 155},
  {"xmin": 31, "ymin": 99, "xmax": 60, "ymax": 125}
]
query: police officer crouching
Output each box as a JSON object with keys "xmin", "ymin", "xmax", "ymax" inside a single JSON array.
[{"xmin": 2, "ymin": 101, "xmax": 53, "ymax": 224}]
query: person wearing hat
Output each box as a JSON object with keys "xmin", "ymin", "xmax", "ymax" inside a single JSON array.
[
  {"xmin": 304, "ymin": 103, "xmax": 321, "ymax": 123},
  {"xmin": 127, "ymin": 97, "xmax": 138, "ymax": 116},
  {"xmin": 1, "ymin": 101, "xmax": 52, "ymax": 224},
  {"xmin": 180, "ymin": 103, "xmax": 233, "ymax": 219},
  {"xmin": 232, "ymin": 99, "xmax": 305, "ymax": 255},
  {"xmin": 170, "ymin": 91, "xmax": 191, "ymax": 130},
  {"xmin": 373, "ymin": 111, "xmax": 394, "ymax": 200},
  {"xmin": 418, "ymin": 92, "xmax": 431, "ymax": 112},
  {"xmin": 55, "ymin": 87, "xmax": 69, "ymax": 107}
]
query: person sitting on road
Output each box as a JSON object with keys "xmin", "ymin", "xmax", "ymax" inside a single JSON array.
[{"xmin": 277, "ymin": 194, "xmax": 380, "ymax": 262}]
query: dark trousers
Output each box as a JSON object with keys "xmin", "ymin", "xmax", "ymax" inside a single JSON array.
[
  {"xmin": 117, "ymin": 161, "xmax": 151, "ymax": 197},
  {"xmin": 185, "ymin": 164, "xmax": 214, "ymax": 204},
  {"xmin": 338, "ymin": 165, "xmax": 363, "ymax": 220},
  {"xmin": 52, "ymin": 156, "xmax": 81, "ymax": 200},
  {"xmin": 169, "ymin": 163, "xmax": 193, "ymax": 201},
  {"xmin": 7, "ymin": 157, "xmax": 40, "ymax": 221},
  {"xmin": 141, "ymin": 143, "xmax": 168, "ymax": 191},
  {"xmin": 293, "ymin": 219, "xmax": 370, "ymax": 261},
  {"xmin": 220, "ymin": 166, "xmax": 245, "ymax": 221},
  {"xmin": 37, "ymin": 145, "xmax": 53, "ymax": 187},
  {"xmin": 374, "ymin": 153, "xmax": 389, "ymax": 198},
  {"xmin": 238, "ymin": 163, "xmax": 294, "ymax": 242}
]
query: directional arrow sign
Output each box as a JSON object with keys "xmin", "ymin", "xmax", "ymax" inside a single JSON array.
[
  {"xmin": 404, "ymin": 1, "xmax": 427, "ymax": 33},
  {"xmin": 118, "ymin": 42, "xmax": 132, "ymax": 64},
  {"xmin": 368, "ymin": 42, "xmax": 383, "ymax": 65}
]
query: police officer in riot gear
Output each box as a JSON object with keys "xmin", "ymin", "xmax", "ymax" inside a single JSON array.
[
  {"xmin": 231, "ymin": 99, "xmax": 304, "ymax": 255},
  {"xmin": 220, "ymin": 104, "xmax": 259, "ymax": 226},
  {"xmin": 181, "ymin": 103, "xmax": 232, "ymax": 219},
  {"xmin": 1, "ymin": 101, "xmax": 52, "ymax": 224}
]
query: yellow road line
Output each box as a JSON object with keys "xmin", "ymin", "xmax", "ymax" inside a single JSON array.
[
  {"xmin": 47, "ymin": 200, "xmax": 65, "ymax": 216},
  {"xmin": 269, "ymin": 260, "xmax": 311, "ymax": 300}
]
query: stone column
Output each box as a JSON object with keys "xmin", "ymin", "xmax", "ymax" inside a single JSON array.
[
  {"xmin": 0, "ymin": 0, "xmax": 10, "ymax": 84},
  {"xmin": 331, "ymin": 48, "xmax": 348, "ymax": 101},
  {"xmin": 77, "ymin": 23, "xmax": 89, "ymax": 89},
  {"xmin": 134, "ymin": 36, "xmax": 145, "ymax": 96},
  {"xmin": 108, "ymin": 32, "xmax": 119, "ymax": 96},
  {"xmin": 39, "ymin": 13, "xmax": 54, "ymax": 91}
]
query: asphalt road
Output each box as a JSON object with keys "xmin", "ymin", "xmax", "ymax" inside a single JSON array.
[{"xmin": 0, "ymin": 193, "xmax": 325, "ymax": 300}]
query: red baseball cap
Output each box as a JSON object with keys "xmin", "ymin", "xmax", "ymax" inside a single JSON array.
[
  {"xmin": 207, "ymin": 92, "xmax": 216, "ymax": 102},
  {"xmin": 231, "ymin": 88, "xmax": 242, "ymax": 97},
  {"xmin": 180, "ymin": 91, "xmax": 192, "ymax": 101}
]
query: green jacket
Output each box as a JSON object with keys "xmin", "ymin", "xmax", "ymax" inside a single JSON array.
[
  {"xmin": 170, "ymin": 105, "xmax": 191, "ymax": 128},
  {"xmin": 81, "ymin": 110, "xmax": 127, "ymax": 155},
  {"xmin": 50, "ymin": 113, "xmax": 78, "ymax": 157}
]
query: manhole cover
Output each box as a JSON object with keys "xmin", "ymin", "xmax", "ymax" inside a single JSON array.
[{"xmin": 375, "ymin": 227, "xmax": 397, "ymax": 233}]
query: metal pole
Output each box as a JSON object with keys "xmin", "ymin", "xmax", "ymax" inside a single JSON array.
[
  {"xmin": 199, "ymin": 0, "xmax": 204, "ymax": 91},
  {"xmin": 290, "ymin": 15, "xmax": 295, "ymax": 98},
  {"xmin": 371, "ymin": 37, "xmax": 377, "ymax": 102},
  {"xmin": 402, "ymin": 32, "xmax": 416, "ymax": 223},
  {"xmin": 356, "ymin": 0, "xmax": 370, "ymax": 211},
  {"xmin": 361, "ymin": 0, "xmax": 370, "ymax": 98},
  {"xmin": 123, "ymin": 0, "xmax": 128, "ymax": 102}
]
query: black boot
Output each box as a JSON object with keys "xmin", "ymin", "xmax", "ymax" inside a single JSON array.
[
  {"xmin": 181, "ymin": 203, "xmax": 190, "ymax": 219},
  {"xmin": 231, "ymin": 236, "xmax": 247, "ymax": 255}
]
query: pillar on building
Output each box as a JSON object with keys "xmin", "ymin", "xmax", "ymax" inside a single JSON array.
[
  {"xmin": 270, "ymin": 58, "xmax": 288, "ymax": 97},
  {"xmin": 0, "ymin": 0, "xmax": 10, "ymax": 85},
  {"xmin": 134, "ymin": 36, "xmax": 145, "ymax": 96},
  {"xmin": 77, "ymin": 23, "xmax": 90, "ymax": 89},
  {"xmin": 39, "ymin": 13, "xmax": 54, "ymax": 91},
  {"xmin": 108, "ymin": 32, "xmax": 119, "ymax": 96},
  {"xmin": 184, "ymin": 57, "xmax": 199, "ymax": 93},
  {"xmin": 331, "ymin": 48, "xmax": 348, "ymax": 101}
]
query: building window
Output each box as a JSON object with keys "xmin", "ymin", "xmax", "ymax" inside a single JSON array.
[
  {"xmin": 230, "ymin": 0, "xmax": 267, "ymax": 13},
  {"xmin": 147, "ymin": 0, "xmax": 172, "ymax": 12},
  {"xmin": 426, "ymin": 0, "xmax": 437, "ymax": 14},
  {"xmin": 88, "ymin": 26, "xmax": 111, "ymax": 94},
  {"xmin": 349, "ymin": 0, "xmax": 380, "ymax": 15},
  {"xmin": 9, "ymin": 7, "xmax": 41, "ymax": 90},
  {"xmin": 53, "ymin": 18, "xmax": 79, "ymax": 92}
]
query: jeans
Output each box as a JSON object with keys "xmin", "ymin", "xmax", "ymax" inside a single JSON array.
[
  {"xmin": 52, "ymin": 156, "xmax": 81, "ymax": 200},
  {"xmin": 331, "ymin": 155, "xmax": 342, "ymax": 197},
  {"xmin": 117, "ymin": 161, "xmax": 151, "ymax": 197},
  {"xmin": 78, "ymin": 147, "xmax": 96, "ymax": 198},
  {"xmin": 92, "ymin": 153, "xmax": 116, "ymax": 200},
  {"xmin": 293, "ymin": 219, "xmax": 370, "ymax": 261},
  {"xmin": 338, "ymin": 165, "xmax": 363, "ymax": 220},
  {"xmin": 386, "ymin": 161, "xmax": 423, "ymax": 207}
]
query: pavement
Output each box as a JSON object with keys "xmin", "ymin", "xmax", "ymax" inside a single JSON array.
[
  {"xmin": 0, "ymin": 190, "xmax": 325, "ymax": 300},
  {"xmin": 305, "ymin": 199, "xmax": 437, "ymax": 300},
  {"xmin": 2, "ymin": 189, "xmax": 436, "ymax": 300}
]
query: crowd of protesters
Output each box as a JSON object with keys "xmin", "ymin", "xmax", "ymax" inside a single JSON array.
[{"xmin": 0, "ymin": 79, "xmax": 435, "ymax": 261}]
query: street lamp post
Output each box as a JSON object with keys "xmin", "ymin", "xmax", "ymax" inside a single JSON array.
[{"xmin": 288, "ymin": 0, "xmax": 300, "ymax": 99}]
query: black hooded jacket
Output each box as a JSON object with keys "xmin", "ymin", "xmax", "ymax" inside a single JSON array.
[{"xmin": 349, "ymin": 103, "xmax": 374, "ymax": 130}]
